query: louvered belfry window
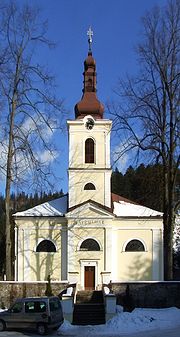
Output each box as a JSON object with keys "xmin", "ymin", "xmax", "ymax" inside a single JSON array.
[{"xmin": 85, "ymin": 138, "xmax": 94, "ymax": 163}]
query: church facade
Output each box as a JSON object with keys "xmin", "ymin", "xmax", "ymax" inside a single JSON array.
[{"xmin": 14, "ymin": 41, "xmax": 164, "ymax": 288}]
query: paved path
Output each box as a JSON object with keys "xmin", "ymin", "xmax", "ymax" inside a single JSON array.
[
  {"xmin": 0, "ymin": 330, "xmax": 57, "ymax": 337},
  {"xmin": 0, "ymin": 326, "xmax": 180, "ymax": 337},
  {"xmin": 58, "ymin": 326, "xmax": 180, "ymax": 337}
]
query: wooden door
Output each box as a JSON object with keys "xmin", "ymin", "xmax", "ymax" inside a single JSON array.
[{"xmin": 84, "ymin": 266, "xmax": 95, "ymax": 290}]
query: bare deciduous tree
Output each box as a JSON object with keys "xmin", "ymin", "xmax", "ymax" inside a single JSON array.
[
  {"xmin": 109, "ymin": 0, "xmax": 180, "ymax": 280},
  {"xmin": 0, "ymin": 1, "xmax": 64, "ymax": 280}
]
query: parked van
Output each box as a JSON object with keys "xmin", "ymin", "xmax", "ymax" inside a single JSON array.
[{"xmin": 0, "ymin": 296, "xmax": 64, "ymax": 335}]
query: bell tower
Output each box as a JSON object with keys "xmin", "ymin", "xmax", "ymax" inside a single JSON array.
[{"xmin": 67, "ymin": 28, "xmax": 112, "ymax": 209}]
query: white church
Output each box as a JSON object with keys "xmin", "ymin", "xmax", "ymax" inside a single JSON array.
[{"xmin": 14, "ymin": 32, "xmax": 164, "ymax": 289}]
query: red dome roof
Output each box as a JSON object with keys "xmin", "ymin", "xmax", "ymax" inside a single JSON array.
[{"xmin": 75, "ymin": 51, "xmax": 104, "ymax": 119}]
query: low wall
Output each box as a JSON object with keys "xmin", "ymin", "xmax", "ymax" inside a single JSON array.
[
  {"xmin": 109, "ymin": 282, "xmax": 180, "ymax": 311},
  {"xmin": 0, "ymin": 281, "xmax": 68, "ymax": 308}
]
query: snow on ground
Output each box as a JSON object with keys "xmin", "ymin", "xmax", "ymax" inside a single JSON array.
[{"xmin": 57, "ymin": 307, "xmax": 180, "ymax": 336}]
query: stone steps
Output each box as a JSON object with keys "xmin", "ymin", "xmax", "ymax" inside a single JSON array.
[
  {"xmin": 73, "ymin": 290, "xmax": 105, "ymax": 325},
  {"xmin": 73, "ymin": 303, "xmax": 105, "ymax": 325},
  {"xmin": 76, "ymin": 290, "xmax": 104, "ymax": 304}
]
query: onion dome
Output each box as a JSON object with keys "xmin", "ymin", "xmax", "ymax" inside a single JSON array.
[
  {"xmin": 84, "ymin": 52, "xmax": 96, "ymax": 69},
  {"xmin": 75, "ymin": 27, "xmax": 104, "ymax": 119},
  {"xmin": 75, "ymin": 29, "xmax": 104, "ymax": 119},
  {"xmin": 75, "ymin": 51, "xmax": 104, "ymax": 119}
]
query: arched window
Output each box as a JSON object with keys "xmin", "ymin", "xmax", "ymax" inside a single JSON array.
[
  {"xmin": 36, "ymin": 240, "xmax": 56, "ymax": 253},
  {"xmin": 85, "ymin": 138, "xmax": 95, "ymax": 163},
  {"xmin": 84, "ymin": 183, "xmax": 96, "ymax": 190},
  {"xmin": 80, "ymin": 239, "xmax": 100, "ymax": 251},
  {"xmin": 125, "ymin": 239, "xmax": 145, "ymax": 252}
]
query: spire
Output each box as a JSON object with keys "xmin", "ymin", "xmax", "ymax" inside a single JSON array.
[{"xmin": 74, "ymin": 28, "xmax": 104, "ymax": 120}]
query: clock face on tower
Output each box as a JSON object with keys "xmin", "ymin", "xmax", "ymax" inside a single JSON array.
[{"xmin": 85, "ymin": 117, "xmax": 94, "ymax": 130}]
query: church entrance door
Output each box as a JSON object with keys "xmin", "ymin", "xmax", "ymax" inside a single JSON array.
[{"xmin": 84, "ymin": 266, "xmax": 95, "ymax": 290}]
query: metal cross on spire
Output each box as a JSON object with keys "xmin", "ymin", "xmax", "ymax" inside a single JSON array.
[{"xmin": 87, "ymin": 26, "xmax": 93, "ymax": 52}]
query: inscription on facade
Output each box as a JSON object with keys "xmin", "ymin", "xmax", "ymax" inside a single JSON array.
[{"xmin": 74, "ymin": 219, "xmax": 104, "ymax": 226}]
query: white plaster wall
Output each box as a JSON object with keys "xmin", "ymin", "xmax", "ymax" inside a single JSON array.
[
  {"xmin": 111, "ymin": 219, "xmax": 163, "ymax": 281},
  {"xmin": 68, "ymin": 119, "xmax": 112, "ymax": 208},
  {"xmin": 69, "ymin": 169, "xmax": 112, "ymax": 208},
  {"xmin": 15, "ymin": 218, "xmax": 66, "ymax": 281}
]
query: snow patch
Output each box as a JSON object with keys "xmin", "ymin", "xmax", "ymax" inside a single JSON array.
[
  {"xmin": 58, "ymin": 307, "xmax": 180, "ymax": 336},
  {"xmin": 13, "ymin": 194, "xmax": 68, "ymax": 217},
  {"xmin": 113, "ymin": 201, "xmax": 163, "ymax": 217}
]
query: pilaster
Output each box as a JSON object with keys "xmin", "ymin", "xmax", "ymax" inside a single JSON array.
[
  {"xmin": 61, "ymin": 226, "xmax": 68, "ymax": 280},
  {"xmin": 152, "ymin": 229, "xmax": 163, "ymax": 280}
]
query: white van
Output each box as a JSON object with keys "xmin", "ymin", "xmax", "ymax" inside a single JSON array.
[{"xmin": 0, "ymin": 296, "xmax": 64, "ymax": 335}]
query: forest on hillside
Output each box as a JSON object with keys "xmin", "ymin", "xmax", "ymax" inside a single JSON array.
[{"xmin": 111, "ymin": 163, "xmax": 180, "ymax": 212}]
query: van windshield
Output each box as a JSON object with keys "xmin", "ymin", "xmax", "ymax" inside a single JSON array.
[{"xmin": 10, "ymin": 302, "xmax": 23, "ymax": 313}]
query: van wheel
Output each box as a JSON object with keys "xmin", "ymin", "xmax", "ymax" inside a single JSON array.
[
  {"xmin": 0, "ymin": 320, "xmax": 5, "ymax": 332},
  {"xmin": 37, "ymin": 323, "xmax": 47, "ymax": 335}
]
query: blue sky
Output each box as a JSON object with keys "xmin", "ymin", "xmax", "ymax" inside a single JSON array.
[{"xmin": 2, "ymin": 0, "xmax": 168, "ymax": 195}]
